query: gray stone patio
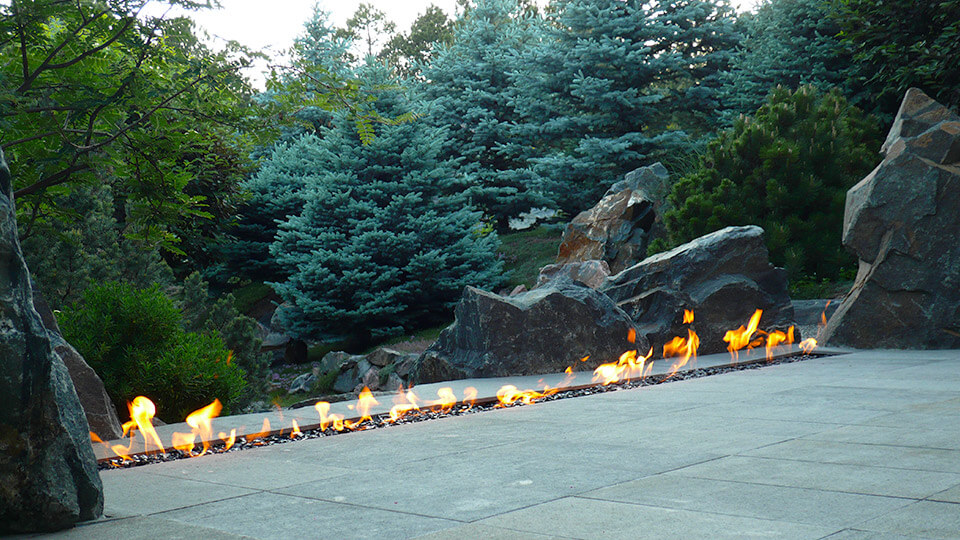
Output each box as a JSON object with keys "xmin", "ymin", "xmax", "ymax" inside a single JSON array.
[{"xmin": 23, "ymin": 350, "xmax": 960, "ymax": 539}]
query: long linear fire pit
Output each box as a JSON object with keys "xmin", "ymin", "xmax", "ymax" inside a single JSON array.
[{"xmin": 93, "ymin": 342, "xmax": 842, "ymax": 470}]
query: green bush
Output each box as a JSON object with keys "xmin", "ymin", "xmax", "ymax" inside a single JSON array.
[
  {"xmin": 59, "ymin": 282, "xmax": 247, "ymax": 423},
  {"xmin": 657, "ymin": 86, "xmax": 882, "ymax": 279}
]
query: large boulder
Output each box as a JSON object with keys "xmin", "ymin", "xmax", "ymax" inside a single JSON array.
[
  {"xmin": 411, "ymin": 281, "xmax": 645, "ymax": 383},
  {"xmin": 556, "ymin": 163, "xmax": 670, "ymax": 274},
  {"xmin": 0, "ymin": 150, "xmax": 103, "ymax": 533},
  {"xmin": 32, "ymin": 287, "xmax": 123, "ymax": 441},
  {"xmin": 601, "ymin": 226, "xmax": 795, "ymax": 355},
  {"xmin": 821, "ymin": 89, "xmax": 960, "ymax": 348}
]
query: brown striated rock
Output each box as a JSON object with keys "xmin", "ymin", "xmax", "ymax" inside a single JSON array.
[
  {"xmin": 536, "ymin": 259, "xmax": 610, "ymax": 289},
  {"xmin": 601, "ymin": 226, "xmax": 796, "ymax": 355},
  {"xmin": 31, "ymin": 285, "xmax": 123, "ymax": 441},
  {"xmin": 822, "ymin": 88, "xmax": 960, "ymax": 348},
  {"xmin": 556, "ymin": 163, "xmax": 669, "ymax": 273},
  {"xmin": 0, "ymin": 150, "xmax": 103, "ymax": 533},
  {"xmin": 411, "ymin": 281, "xmax": 645, "ymax": 383}
]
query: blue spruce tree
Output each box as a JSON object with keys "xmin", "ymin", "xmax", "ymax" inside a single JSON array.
[
  {"xmin": 717, "ymin": 0, "xmax": 853, "ymax": 123},
  {"xmin": 216, "ymin": 8, "xmax": 355, "ymax": 282},
  {"xmin": 419, "ymin": 0, "xmax": 547, "ymax": 229},
  {"xmin": 512, "ymin": 0, "xmax": 741, "ymax": 213},
  {"xmin": 270, "ymin": 62, "xmax": 505, "ymax": 345}
]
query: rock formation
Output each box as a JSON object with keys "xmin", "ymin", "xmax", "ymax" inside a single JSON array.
[
  {"xmin": 556, "ymin": 163, "xmax": 670, "ymax": 273},
  {"xmin": 0, "ymin": 150, "xmax": 103, "ymax": 533},
  {"xmin": 822, "ymin": 88, "xmax": 960, "ymax": 348},
  {"xmin": 412, "ymin": 280, "xmax": 645, "ymax": 383},
  {"xmin": 601, "ymin": 226, "xmax": 795, "ymax": 355},
  {"xmin": 536, "ymin": 259, "xmax": 610, "ymax": 289}
]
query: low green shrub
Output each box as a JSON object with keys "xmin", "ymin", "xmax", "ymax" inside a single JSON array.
[
  {"xmin": 59, "ymin": 282, "xmax": 247, "ymax": 423},
  {"xmin": 658, "ymin": 86, "xmax": 882, "ymax": 279}
]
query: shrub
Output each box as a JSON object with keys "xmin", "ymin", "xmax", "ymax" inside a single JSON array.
[
  {"xmin": 59, "ymin": 282, "xmax": 247, "ymax": 423},
  {"xmin": 657, "ymin": 86, "xmax": 882, "ymax": 279}
]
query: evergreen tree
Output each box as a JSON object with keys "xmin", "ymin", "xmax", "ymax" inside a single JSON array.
[
  {"xmin": 513, "ymin": 0, "xmax": 741, "ymax": 213},
  {"xmin": 270, "ymin": 63, "xmax": 504, "ymax": 345},
  {"xmin": 380, "ymin": 5, "xmax": 455, "ymax": 77},
  {"xmin": 718, "ymin": 0, "xmax": 853, "ymax": 122},
  {"xmin": 658, "ymin": 86, "xmax": 882, "ymax": 279},
  {"xmin": 830, "ymin": 0, "xmax": 960, "ymax": 116},
  {"xmin": 216, "ymin": 8, "xmax": 355, "ymax": 283},
  {"xmin": 419, "ymin": 0, "xmax": 548, "ymax": 228}
]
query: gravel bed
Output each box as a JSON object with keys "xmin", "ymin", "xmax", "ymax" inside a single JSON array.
[{"xmin": 98, "ymin": 352, "xmax": 822, "ymax": 470}]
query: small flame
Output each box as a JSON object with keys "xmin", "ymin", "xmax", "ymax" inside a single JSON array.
[
  {"xmin": 314, "ymin": 401, "xmax": 345, "ymax": 431},
  {"xmin": 128, "ymin": 396, "xmax": 165, "ymax": 454},
  {"xmin": 173, "ymin": 399, "xmax": 222, "ymax": 457},
  {"xmin": 344, "ymin": 387, "xmax": 380, "ymax": 430},
  {"xmin": 463, "ymin": 387, "xmax": 478, "ymax": 409},
  {"xmin": 683, "ymin": 309, "xmax": 695, "ymax": 324},
  {"xmin": 387, "ymin": 388, "xmax": 421, "ymax": 423},
  {"xmin": 664, "ymin": 329, "xmax": 700, "ymax": 375},
  {"xmin": 290, "ymin": 419, "xmax": 302, "ymax": 438},
  {"xmin": 627, "ymin": 328, "xmax": 636, "ymax": 343},
  {"xmin": 432, "ymin": 387, "xmax": 457, "ymax": 413},
  {"xmin": 495, "ymin": 383, "xmax": 559, "ymax": 407},
  {"xmin": 723, "ymin": 309, "xmax": 763, "ymax": 360},
  {"xmin": 799, "ymin": 338, "xmax": 818, "ymax": 353},
  {"xmin": 218, "ymin": 429, "xmax": 236, "ymax": 450},
  {"xmin": 245, "ymin": 418, "xmax": 271, "ymax": 442},
  {"xmin": 764, "ymin": 326, "xmax": 796, "ymax": 360},
  {"xmin": 592, "ymin": 348, "xmax": 654, "ymax": 385}
]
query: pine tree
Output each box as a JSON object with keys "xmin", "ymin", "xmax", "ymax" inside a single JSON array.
[
  {"xmin": 270, "ymin": 63, "xmax": 505, "ymax": 345},
  {"xmin": 658, "ymin": 86, "xmax": 882, "ymax": 279},
  {"xmin": 717, "ymin": 0, "xmax": 853, "ymax": 123},
  {"xmin": 419, "ymin": 0, "xmax": 548, "ymax": 229},
  {"xmin": 216, "ymin": 7, "xmax": 355, "ymax": 283},
  {"xmin": 512, "ymin": 0, "xmax": 741, "ymax": 213}
]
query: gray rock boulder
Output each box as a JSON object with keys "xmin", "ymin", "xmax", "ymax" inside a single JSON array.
[
  {"xmin": 412, "ymin": 281, "xmax": 645, "ymax": 383},
  {"xmin": 601, "ymin": 226, "xmax": 796, "ymax": 355},
  {"xmin": 536, "ymin": 259, "xmax": 610, "ymax": 289},
  {"xmin": 0, "ymin": 150, "xmax": 103, "ymax": 533},
  {"xmin": 319, "ymin": 351, "xmax": 361, "ymax": 374},
  {"xmin": 288, "ymin": 372, "xmax": 317, "ymax": 394},
  {"xmin": 365, "ymin": 347, "xmax": 405, "ymax": 368},
  {"xmin": 556, "ymin": 163, "xmax": 670, "ymax": 273},
  {"xmin": 822, "ymin": 89, "xmax": 960, "ymax": 348}
]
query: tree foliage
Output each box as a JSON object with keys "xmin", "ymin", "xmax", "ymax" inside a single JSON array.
[
  {"xmin": 719, "ymin": 0, "xmax": 852, "ymax": 122},
  {"xmin": 830, "ymin": 0, "xmax": 960, "ymax": 116},
  {"xmin": 59, "ymin": 282, "xmax": 247, "ymax": 423},
  {"xmin": 658, "ymin": 86, "xmax": 883, "ymax": 278},
  {"xmin": 270, "ymin": 63, "xmax": 504, "ymax": 345},
  {"xmin": 513, "ymin": 0, "xmax": 743, "ymax": 213},
  {"xmin": 380, "ymin": 5, "xmax": 454, "ymax": 77},
  {"xmin": 0, "ymin": 0, "xmax": 257, "ymax": 253}
]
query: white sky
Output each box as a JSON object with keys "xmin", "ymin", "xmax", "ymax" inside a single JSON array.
[{"xmin": 164, "ymin": 0, "xmax": 762, "ymax": 87}]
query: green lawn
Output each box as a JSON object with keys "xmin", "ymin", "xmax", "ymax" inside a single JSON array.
[{"xmin": 498, "ymin": 226, "xmax": 564, "ymax": 288}]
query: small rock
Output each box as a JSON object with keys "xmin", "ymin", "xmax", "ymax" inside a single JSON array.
[
  {"xmin": 261, "ymin": 332, "xmax": 291, "ymax": 350},
  {"xmin": 360, "ymin": 367, "xmax": 380, "ymax": 392},
  {"xmin": 385, "ymin": 372, "xmax": 406, "ymax": 392},
  {"xmin": 319, "ymin": 351, "xmax": 360, "ymax": 373},
  {"xmin": 509, "ymin": 284, "xmax": 528, "ymax": 296},
  {"xmin": 333, "ymin": 367, "xmax": 359, "ymax": 394},
  {"xmin": 365, "ymin": 347, "xmax": 406, "ymax": 368},
  {"xmin": 288, "ymin": 373, "xmax": 317, "ymax": 394},
  {"xmin": 394, "ymin": 354, "xmax": 419, "ymax": 378}
]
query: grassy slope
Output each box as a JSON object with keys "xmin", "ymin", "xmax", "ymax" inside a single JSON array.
[{"xmin": 497, "ymin": 226, "xmax": 564, "ymax": 289}]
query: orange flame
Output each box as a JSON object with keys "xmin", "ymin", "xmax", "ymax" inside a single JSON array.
[
  {"xmin": 723, "ymin": 309, "xmax": 763, "ymax": 360},
  {"xmin": 764, "ymin": 326, "xmax": 796, "ymax": 360},
  {"xmin": 290, "ymin": 419, "xmax": 302, "ymax": 438},
  {"xmin": 245, "ymin": 418, "xmax": 271, "ymax": 442},
  {"xmin": 314, "ymin": 401, "xmax": 345, "ymax": 431},
  {"xmin": 431, "ymin": 387, "xmax": 457, "ymax": 413},
  {"xmin": 664, "ymin": 329, "xmax": 700, "ymax": 375},
  {"xmin": 218, "ymin": 429, "xmax": 236, "ymax": 450},
  {"xmin": 344, "ymin": 387, "xmax": 379, "ymax": 429},
  {"xmin": 592, "ymin": 348, "xmax": 654, "ymax": 385},
  {"xmin": 387, "ymin": 387, "xmax": 421, "ymax": 423},
  {"xmin": 463, "ymin": 387, "xmax": 478, "ymax": 409},
  {"xmin": 799, "ymin": 338, "xmax": 818, "ymax": 353},
  {"xmin": 495, "ymin": 383, "xmax": 559, "ymax": 407},
  {"xmin": 627, "ymin": 328, "xmax": 636, "ymax": 343},
  {"xmin": 683, "ymin": 309, "xmax": 694, "ymax": 324},
  {"xmin": 172, "ymin": 399, "xmax": 222, "ymax": 457}
]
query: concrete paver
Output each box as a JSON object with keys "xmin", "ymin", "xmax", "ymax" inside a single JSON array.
[{"xmin": 29, "ymin": 350, "xmax": 960, "ymax": 539}]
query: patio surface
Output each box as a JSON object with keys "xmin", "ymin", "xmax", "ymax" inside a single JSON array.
[{"xmin": 26, "ymin": 349, "xmax": 960, "ymax": 539}]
